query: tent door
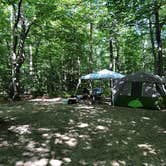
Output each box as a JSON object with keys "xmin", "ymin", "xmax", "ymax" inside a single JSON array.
[{"xmin": 131, "ymin": 82, "xmax": 142, "ymax": 97}]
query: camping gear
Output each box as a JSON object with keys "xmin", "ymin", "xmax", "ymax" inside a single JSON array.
[
  {"xmin": 114, "ymin": 72, "xmax": 166, "ymax": 109},
  {"xmin": 92, "ymin": 88, "xmax": 103, "ymax": 102},
  {"xmin": 82, "ymin": 88, "xmax": 90, "ymax": 100},
  {"xmin": 93, "ymin": 88, "xmax": 103, "ymax": 96},
  {"xmin": 75, "ymin": 69, "xmax": 125, "ymax": 103}
]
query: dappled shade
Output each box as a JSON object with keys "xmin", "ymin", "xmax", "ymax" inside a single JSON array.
[{"xmin": 0, "ymin": 101, "xmax": 166, "ymax": 165}]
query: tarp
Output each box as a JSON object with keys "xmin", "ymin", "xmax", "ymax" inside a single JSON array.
[{"xmin": 80, "ymin": 69, "xmax": 125, "ymax": 80}]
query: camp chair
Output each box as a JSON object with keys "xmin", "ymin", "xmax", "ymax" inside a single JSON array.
[{"xmin": 92, "ymin": 88, "xmax": 103, "ymax": 103}]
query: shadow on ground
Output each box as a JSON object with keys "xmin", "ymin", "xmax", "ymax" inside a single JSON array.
[{"xmin": 0, "ymin": 100, "xmax": 166, "ymax": 165}]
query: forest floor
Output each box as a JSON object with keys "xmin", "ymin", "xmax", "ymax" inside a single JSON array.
[{"xmin": 0, "ymin": 99, "xmax": 166, "ymax": 166}]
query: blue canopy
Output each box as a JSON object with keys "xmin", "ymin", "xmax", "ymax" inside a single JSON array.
[{"xmin": 81, "ymin": 69, "xmax": 125, "ymax": 80}]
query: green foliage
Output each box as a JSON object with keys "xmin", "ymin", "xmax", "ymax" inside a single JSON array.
[{"xmin": 0, "ymin": 0, "xmax": 165, "ymax": 97}]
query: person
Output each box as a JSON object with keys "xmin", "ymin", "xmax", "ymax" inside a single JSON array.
[
  {"xmin": 82, "ymin": 88, "xmax": 90, "ymax": 100},
  {"xmin": 92, "ymin": 88, "xmax": 102, "ymax": 102}
]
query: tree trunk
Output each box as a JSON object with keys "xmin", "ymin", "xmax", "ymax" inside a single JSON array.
[
  {"xmin": 113, "ymin": 19, "xmax": 119, "ymax": 71},
  {"xmin": 33, "ymin": 39, "xmax": 41, "ymax": 83},
  {"xmin": 109, "ymin": 32, "xmax": 113, "ymax": 71},
  {"xmin": 29, "ymin": 44, "xmax": 33, "ymax": 77},
  {"xmin": 109, "ymin": 31, "xmax": 114, "ymax": 104},
  {"xmin": 142, "ymin": 40, "xmax": 147, "ymax": 71},
  {"xmin": 148, "ymin": 17, "xmax": 157, "ymax": 74},
  {"xmin": 154, "ymin": 3, "xmax": 163, "ymax": 76},
  {"xmin": 48, "ymin": 55, "xmax": 54, "ymax": 95},
  {"xmin": 114, "ymin": 35, "xmax": 119, "ymax": 71},
  {"xmin": 10, "ymin": 2, "xmax": 20, "ymax": 100},
  {"xmin": 89, "ymin": 22, "xmax": 93, "ymax": 72},
  {"xmin": 9, "ymin": 0, "xmax": 34, "ymax": 100}
]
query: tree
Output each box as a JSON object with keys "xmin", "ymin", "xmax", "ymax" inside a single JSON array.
[
  {"xmin": 0, "ymin": 0, "xmax": 165, "ymax": 99},
  {"xmin": 8, "ymin": 0, "xmax": 34, "ymax": 100}
]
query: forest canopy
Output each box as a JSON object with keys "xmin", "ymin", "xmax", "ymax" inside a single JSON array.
[{"xmin": 0, "ymin": 0, "xmax": 166, "ymax": 100}]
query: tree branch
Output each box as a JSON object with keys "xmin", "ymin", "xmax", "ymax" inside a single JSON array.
[
  {"xmin": 25, "ymin": 20, "xmax": 35, "ymax": 38},
  {"xmin": 13, "ymin": 0, "xmax": 23, "ymax": 29}
]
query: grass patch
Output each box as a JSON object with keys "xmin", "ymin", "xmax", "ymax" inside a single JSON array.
[{"xmin": 0, "ymin": 101, "xmax": 166, "ymax": 165}]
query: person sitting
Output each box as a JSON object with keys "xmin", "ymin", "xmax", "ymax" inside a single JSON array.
[
  {"xmin": 92, "ymin": 88, "xmax": 102, "ymax": 102},
  {"xmin": 82, "ymin": 88, "xmax": 90, "ymax": 100}
]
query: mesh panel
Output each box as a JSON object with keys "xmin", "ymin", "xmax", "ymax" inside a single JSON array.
[
  {"xmin": 142, "ymin": 82, "xmax": 160, "ymax": 97},
  {"xmin": 131, "ymin": 82, "xmax": 142, "ymax": 97},
  {"xmin": 120, "ymin": 82, "xmax": 131, "ymax": 96}
]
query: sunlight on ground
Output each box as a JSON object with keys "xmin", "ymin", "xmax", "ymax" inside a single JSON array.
[
  {"xmin": 111, "ymin": 160, "xmax": 126, "ymax": 166},
  {"xmin": 55, "ymin": 133, "xmax": 77, "ymax": 147},
  {"xmin": 65, "ymin": 138, "xmax": 77, "ymax": 147},
  {"xmin": 30, "ymin": 98, "xmax": 62, "ymax": 102},
  {"xmin": 8, "ymin": 125, "xmax": 31, "ymax": 134},
  {"xmin": 16, "ymin": 158, "xmax": 48, "ymax": 166},
  {"xmin": 37, "ymin": 128, "xmax": 51, "ymax": 132},
  {"xmin": 77, "ymin": 123, "xmax": 89, "ymax": 128},
  {"xmin": 49, "ymin": 159, "xmax": 62, "ymax": 166},
  {"xmin": 0, "ymin": 101, "xmax": 166, "ymax": 165},
  {"xmin": 26, "ymin": 141, "xmax": 50, "ymax": 154},
  {"xmin": 0, "ymin": 140, "xmax": 9, "ymax": 148},
  {"xmin": 96, "ymin": 125, "xmax": 108, "ymax": 131},
  {"xmin": 16, "ymin": 158, "xmax": 63, "ymax": 166},
  {"xmin": 137, "ymin": 143, "xmax": 157, "ymax": 155},
  {"xmin": 75, "ymin": 105, "xmax": 95, "ymax": 110},
  {"xmin": 153, "ymin": 125, "xmax": 165, "ymax": 134},
  {"xmin": 29, "ymin": 98, "xmax": 63, "ymax": 105},
  {"xmin": 141, "ymin": 117, "xmax": 151, "ymax": 120}
]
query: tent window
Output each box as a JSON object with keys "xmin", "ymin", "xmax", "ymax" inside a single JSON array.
[
  {"xmin": 131, "ymin": 82, "xmax": 142, "ymax": 97},
  {"xmin": 119, "ymin": 82, "xmax": 131, "ymax": 96},
  {"xmin": 142, "ymin": 82, "xmax": 161, "ymax": 97}
]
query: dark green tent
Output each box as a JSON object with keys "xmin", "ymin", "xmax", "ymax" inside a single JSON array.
[{"xmin": 114, "ymin": 72, "xmax": 166, "ymax": 110}]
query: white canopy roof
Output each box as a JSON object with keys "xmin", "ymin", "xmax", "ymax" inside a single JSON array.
[{"xmin": 80, "ymin": 69, "xmax": 125, "ymax": 80}]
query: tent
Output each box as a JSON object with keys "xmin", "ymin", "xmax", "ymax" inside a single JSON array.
[
  {"xmin": 114, "ymin": 71, "xmax": 166, "ymax": 109},
  {"xmin": 75, "ymin": 69, "xmax": 124, "ymax": 97},
  {"xmin": 80, "ymin": 69, "xmax": 125, "ymax": 80}
]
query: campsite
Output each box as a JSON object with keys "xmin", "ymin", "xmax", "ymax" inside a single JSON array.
[
  {"xmin": 0, "ymin": 0, "xmax": 166, "ymax": 166},
  {"xmin": 0, "ymin": 100, "xmax": 166, "ymax": 165}
]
